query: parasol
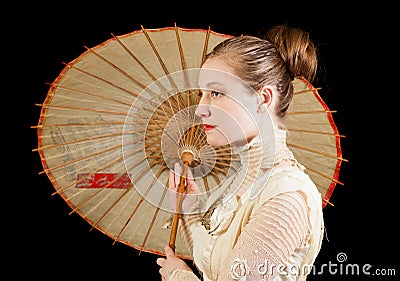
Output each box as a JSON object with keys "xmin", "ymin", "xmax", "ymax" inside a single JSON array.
[{"xmin": 32, "ymin": 24, "xmax": 346, "ymax": 259}]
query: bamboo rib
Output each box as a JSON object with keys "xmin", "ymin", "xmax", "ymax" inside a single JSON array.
[
  {"xmin": 187, "ymin": 123, "xmax": 196, "ymax": 147},
  {"xmin": 140, "ymin": 25, "xmax": 179, "ymax": 94},
  {"xmin": 201, "ymin": 27, "xmax": 212, "ymax": 64},
  {"xmin": 49, "ymin": 155, "xmax": 125, "ymax": 196},
  {"xmin": 89, "ymin": 158, "xmax": 157, "ymax": 230},
  {"xmin": 214, "ymin": 145, "xmax": 234, "ymax": 153},
  {"xmin": 140, "ymin": 199, "xmax": 166, "ymax": 253},
  {"xmin": 200, "ymin": 161, "xmax": 231, "ymax": 174},
  {"xmin": 287, "ymin": 110, "xmax": 337, "ymax": 115},
  {"xmin": 147, "ymin": 94, "xmax": 185, "ymax": 140},
  {"xmin": 35, "ymin": 97, "xmax": 170, "ymax": 125},
  {"xmin": 61, "ymin": 60, "xmax": 178, "ymax": 118},
  {"xmin": 49, "ymin": 156, "xmax": 126, "ymax": 195},
  {"xmin": 202, "ymin": 156, "xmax": 239, "ymax": 162},
  {"xmin": 192, "ymin": 127, "xmax": 206, "ymax": 149},
  {"xmin": 287, "ymin": 141, "xmax": 348, "ymax": 162},
  {"xmin": 41, "ymin": 141, "xmax": 124, "ymax": 177},
  {"xmin": 174, "ymin": 23, "xmax": 189, "ymax": 89},
  {"xmin": 302, "ymin": 164, "xmax": 344, "ymax": 186},
  {"xmin": 32, "ymin": 121, "xmax": 127, "ymax": 129},
  {"xmin": 51, "ymin": 140, "xmax": 142, "ymax": 195},
  {"xmin": 52, "ymin": 79, "xmax": 173, "ymax": 119},
  {"xmin": 140, "ymin": 167, "xmax": 170, "ymax": 251},
  {"xmin": 322, "ymin": 197, "xmax": 334, "ymax": 207},
  {"xmin": 33, "ymin": 116, "xmax": 150, "ymax": 133},
  {"xmin": 83, "ymin": 46, "xmax": 151, "ymax": 91},
  {"xmin": 210, "ymin": 171, "xmax": 222, "ymax": 185},
  {"xmin": 68, "ymin": 171, "xmax": 130, "ymax": 216},
  {"xmin": 34, "ymin": 127, "xmax": 141, "ymax": 153},
  {"xmin": 173, "ymin": 110, "xmax": 194, "ymax": 148},
  {"xmin": 148, "ymin": 108, "xmax": 182, "ymax": 149},
  {"xmin": 114, "ymin": 165, "xmax": 167, "ymax": 246},
  {"xmin": 35, "ymin": 103, "xmax": 132, "ymax": 116},
  {"xmin": 111, "ymin": 33, "xmax": 168, "ymax": 93},
  {"xmin": 88, "ymin": 184, "xmax": 132, "ymax": 231},
  {"xmin": 203, "ymin": 175, "xmax": 210, "ymax": 194},
  {"xmin": 47, "ymin": 83, "xmax": 137, "ymax": 107},
  {"xmin": 285, "ymin": 127, "xmax": 346, "ymax": 138},
  {"xmin": 213, "ymin": 151, "xmax": 237, "ymax": 158},
  {"xmin": 62, "ymin": 62, "xmax": 146, "ymax": 99},
  {"xmin": 33, "ymin": 118, "xmax": 166, "ymax": 131},
  {"xmin": 293, "ymin": 87, "xmax": 322, "ymax": 95},
  {"xmin": 51, "ymin": 160, "xmax": 126, "ymax": 197}
]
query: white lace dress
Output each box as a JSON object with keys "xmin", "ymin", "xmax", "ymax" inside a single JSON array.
[{"xmin": 168, "ymin": 129, "xmax": 324, "ymax": 281}]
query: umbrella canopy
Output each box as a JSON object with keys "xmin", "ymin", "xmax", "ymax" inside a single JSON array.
[{"xmin": 33, "ymin": 24, "xmax": 346, "ymax": 259}]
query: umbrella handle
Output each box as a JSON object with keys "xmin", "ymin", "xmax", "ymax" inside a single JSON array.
[{"xmin": 169, "ymin": 151, "xmax": 194, "ymax": 253}]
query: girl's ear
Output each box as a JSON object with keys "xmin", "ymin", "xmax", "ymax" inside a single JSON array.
[{"xmin": 257, "ymin": 86, "xmax": 273, "ymax": 113}]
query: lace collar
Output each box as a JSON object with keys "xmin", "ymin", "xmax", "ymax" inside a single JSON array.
[
  {"xmin": 231, "ymin": 128, "xmax": 301, "ymax": 199},
  {"xmin": 233, "ymin": 128, "xmax": 296, "ymax": 167}
]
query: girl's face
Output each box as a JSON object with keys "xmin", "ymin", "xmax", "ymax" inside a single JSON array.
[{"xmin": 195, "ymin": 57, "xmax": 261, "ymax": 147}]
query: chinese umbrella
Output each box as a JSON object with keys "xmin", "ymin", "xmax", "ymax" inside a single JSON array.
[{"xmin": 33, "ymin": 24, "xmax": 346, "ymax": 259}]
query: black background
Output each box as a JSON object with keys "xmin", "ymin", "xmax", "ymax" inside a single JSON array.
[{"xmin": 8, "ymin": 2, "xmax": 398, "ymax": 280}]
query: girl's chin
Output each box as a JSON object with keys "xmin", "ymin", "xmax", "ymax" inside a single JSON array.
[
  {"xmin": 207, "ymin": 135, "xmax": 250, "ymax": 148},
  {"xmin": 206, "ymin": 135, "xmax": 229, "ymax": 147}
]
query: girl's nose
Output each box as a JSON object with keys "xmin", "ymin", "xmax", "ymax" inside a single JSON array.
[{"xmin": 195, "ymin": 96, "xmax": 211, "ymax": 118}]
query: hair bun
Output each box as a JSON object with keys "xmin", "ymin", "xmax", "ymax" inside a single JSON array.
[{"xmin": 265, "ymin": 25, "xmax": 317, "ymax": 83}]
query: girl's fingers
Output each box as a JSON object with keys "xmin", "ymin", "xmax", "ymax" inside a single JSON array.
[
  {"xmin": 168, "ymin": 170, "xmax": 176, "ymax": 191},
  {"xmin": 169, "ymin": 162, "xmax": 199, "ymax": 193},
  {"xmin": 156, "ymin": 257, "xmax": 166, "ymax": 266},
  {"xmin": 174, "ymin": 162, "xmax": 181, "ymax": 185},
  {"xmin": 164, "ymin": 245, "xmax": 175, "ymax": 258},
  {"xmin": 169, "ymin": 163, "xmax": 182, "ymax": 191}
]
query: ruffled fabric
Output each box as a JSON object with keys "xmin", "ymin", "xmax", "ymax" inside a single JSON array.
[
  {"xmin": 172, "ymin": 128, "xmax": 324, "ymax": 281},
  {"xmin": 204, "ymin": 128, "xmax": 303, "ymax": 235},
  {"xmin": 167, "ymin": 269, "xmax": 200, "ymax": 281},
  {"xmin": 217, "ymin": 191, "xmax": 311, "ymax": 280}
]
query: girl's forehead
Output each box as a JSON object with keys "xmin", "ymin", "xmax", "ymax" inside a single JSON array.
[
  {"xmin": 198, "ymin": 68, "xmax": 243, "ymax": 89},
  {"xmin": 198, "ymin": 69, "xmax": 254, "ymax": 98}
]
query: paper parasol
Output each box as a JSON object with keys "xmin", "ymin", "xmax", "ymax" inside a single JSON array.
[{"xmin": 33, "ymin": 24, "xmax": 346, "ymax": 259}]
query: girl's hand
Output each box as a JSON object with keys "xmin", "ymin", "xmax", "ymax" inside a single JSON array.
[
  {"xmin": 168, "ymin": 162, "xmax": 200, "ymax": 214},
  {"xmin": 156, "ymin": 245, "xmax": 193, "ymax": 280}
]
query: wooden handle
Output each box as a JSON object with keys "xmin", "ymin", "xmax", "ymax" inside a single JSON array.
[{"xmin": 168, "ymin": 151, "xmax": 194, "ymax": 253}]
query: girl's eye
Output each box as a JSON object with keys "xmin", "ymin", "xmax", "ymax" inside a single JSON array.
[{"xmin": 211, "ymin": 90, "xmax": 223, "ymax": 97}]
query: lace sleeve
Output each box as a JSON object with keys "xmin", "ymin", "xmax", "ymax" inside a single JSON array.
[{"xmin": 218, "ymin": 190, "xmax": 309, "ymax": 281}]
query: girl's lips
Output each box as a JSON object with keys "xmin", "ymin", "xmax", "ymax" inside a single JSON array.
[{"xmin": 203, "ymin": 124, "xmax": 216, "ymax": 131}]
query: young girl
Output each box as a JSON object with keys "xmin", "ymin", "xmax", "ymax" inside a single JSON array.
[{"xmin": 157, "ymin": 25, "xmax": 324, "ymax": 281}]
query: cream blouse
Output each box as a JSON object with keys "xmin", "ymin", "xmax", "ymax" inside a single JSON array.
[{"xmin": 169, "ymin": 129, "xmax": 324, "ymax": 281}]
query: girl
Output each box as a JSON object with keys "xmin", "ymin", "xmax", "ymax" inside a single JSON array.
[{"xmin": 157, "ymin": 25, "xmax": 324, "ymax": 281}]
